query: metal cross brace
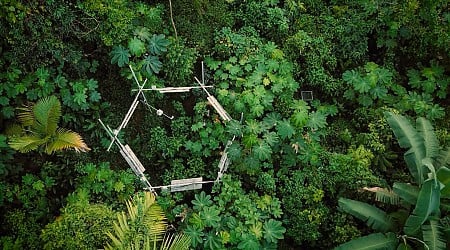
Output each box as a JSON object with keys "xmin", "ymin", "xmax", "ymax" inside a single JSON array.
[
  {"xmin": 132, "ymin": 85, "xmax": 213, "ymax": 93},
  {"xmin": 194, "ymin": 76, "xmax": 232, "ymax": 122},
  {"xmin": 98, "ymin": 118, "xmax": 156, "ymax": 194}
]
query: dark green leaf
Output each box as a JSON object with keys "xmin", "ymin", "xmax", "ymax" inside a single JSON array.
[
  {"xmin": 404, "ymin": 179, "xmax": 440, "ymax": 235},
  {"xmin": 335, "ymin": 232, "xmax": 398, "ymax": 250},
  {"xmin": 148, "ymin": 34, "xmax": 170, "ymax": 55},
  {"xmin": 110, "ymin": 45, "xmax": 130, "ymax": 67},
  {"xmin": 253, "ymin": 141, "xmax": 272, "ymax": 161},
  {"xmin": 142, "ymin": 55, "xmax": 162, "ymax": 75},
  {"xmin": 263, "ymin": 219, "xmax": 285, "ymax": 243},
  {"xmin": 276, "ymin": 119, "xmax": 295, "ymax": 139},
  {"xmin": 185, "ymin": 225, "xmax": 204, "ymax": 247},
  {"xmin": 128, "ymin": 37, "xmax": 146, "ymax": 57},
  {"xmin": 192, "ymin": 191, "xmax": 213, "ymax": 211}
]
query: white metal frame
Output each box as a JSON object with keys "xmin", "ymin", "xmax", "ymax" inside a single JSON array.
[{"xmin": 98, "ymin": 63, "xmax": 238, "ymax": 194}]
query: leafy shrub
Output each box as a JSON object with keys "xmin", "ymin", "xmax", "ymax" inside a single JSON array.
[
  {"xmin": 74, "ymin": 162, "xmax": 137, "ymax": 209},
  {"xmin": 0, "ymin": 209, "xmax": 42, "ymax": 250},
  {"xmin": 185, "ymin": 176, "xmax": 285, "ymax": 249},
  {"xmin": 41, "ymin": 190, "xmax": 116, "ymax": 250}
]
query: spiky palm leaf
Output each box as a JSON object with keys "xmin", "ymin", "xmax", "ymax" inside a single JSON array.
[
  {"xmin": 334, "ymin": 232, "xmax": 398, "ymax": 250},
  {"xmin": 160, "ymin": 233, "xmax": 191, "ymax": 250},
  {"xmin": 8, "ymin": 96, "xmax": 89, "ymax": 154},
  {"xmin": 105, "ymin": 192, "xmax": 171, "ymax": 250},
  {"xmin": 422, "ymin": 220, "xmax": 446, "ymax": 250},
  {"xmin": 385, "ymin": 112, "xmax": 426, "ymax": 185},
  {"xmin": 338, "ymin": 198, "xmax": 395, "ymax": 233},
  {"xmin": 8, "ymin": 135, "xmax": 46, "ymax": 153},
  {"xmin": 45, "ymin": 128, "xmax": 90, "ymax": 154},
  {"xmin": 31, "ymin": 96, "xmax": 61, "ymax": 135}
]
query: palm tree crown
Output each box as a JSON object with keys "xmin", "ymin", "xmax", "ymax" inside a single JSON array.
[{"xmin": 8, "ymin": 96, "xmax": 90, "ymax": 154}]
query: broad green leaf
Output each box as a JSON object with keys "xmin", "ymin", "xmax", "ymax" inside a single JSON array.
[
  {"xmin": 375, "ymin": 68, "xmax": 393, "ymax": 84},
  {"xmin": 238, "ymin": 234, "xmax": 260, "ymax": 250},
  {"xmin": 263, "ymin": 132, "xmax": 279, "ymax": 146},
  {"xmin": 437, "ymin": 167, "xmax": 450, "ymax": 197},
  {"xmin": 205, "ymin": 57, "xmax": 221, "ymax": 70},
  {"xmin": 334, "ymin": 232, "xmax": 398, "ymax": 250},
  {"xmin": 252, "ymin": 141, "xmax": 272, "ymax": 161},
  {"xmin": 307, "ymin": 111, "xmax": 327, "ymax": 130},
  {"xmin": 2, "ymin": 106, "xmax": 15, "ymax": 118},
  {"xmin": 263, "ymin": 112, "xmax": 282, "ymax": 129},
  {"xmin": 192, "ymin": 191, "xmax": 213, "ymax": 211},
  {"xmin": 227, "ymin": 143, "xmax": 242, "ymax": 160},
  {"xmin": 0, "ymin": 96, "xmax": 9, "ymax": 106},
  {"xmin": 342, "ymin": 70, "xmax": 361, "ymax": 85},
  {"xmin": 263, "ymin": 219, "xmax": 285, "ymax": 243},
  {"xmin": 200, "ymin": 206, "xmax": 221, "ymax": 227},
  {"xmin": 128, "ymin": 37, "xmax": 146, "ymax": 56},
  {"xmin": 404, "ymin": 179, "xmax": 440, "ymax": 235},
  {"xmin": 148, "ymin": 34, "xmax": 170, "ymax": 55},
  {"xmin": 184, "ymin": 225, "xmax": 204, "ymax": 247},
  {"xmin": 393, "ymin": 182, "xmax": 419, "ymax": 205},
  {"xmin": 133, "ymin": 27, "xmax": 151, "ymax": 41},
  {"xmin": 276, "ymin": 119, "xmax": 295, "ymax": 139},
  {"xmin": 385, "ymin": 112, "xmax": 426, "ymax": 184},
  {"xmin": 243, "ymin": 134, "xmax": 258, "ymax": 148},
  {"xmin": 422, "ymin": 220, "xmax": 446, "ymax": 250},
  {"xmin": 416, "ymin": 117, "xmax": 439, "ymax": 159},
  {"xmin": 204, "ymin": 231, "xmax": 223, "ymax": 250},
  {"xmin": 370, "ymin": 86, "xmax": 388, "ymax": 99},
  {"xmin": 110, "ymin": 45, "xmax": 130, "ymax": 67},
  {"xmin": 338, "ymin": 198, "xmax": 395, "ymax": 233},
  {"xmin": 142, "ymin": 55, "xmax": 162, "ymax": 75},
  {"xmin": 291, "ymin": 110, "xmax": 308, "ymax": 128}
]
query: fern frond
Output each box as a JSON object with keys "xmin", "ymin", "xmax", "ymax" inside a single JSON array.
[
  {"xmin": 46, "ymin": 128, "xmax": 90, "ymax": 154},
  {"xmin": 363, "ymin": 187, "xmax": 400, "ymax": 205},
  {"xmin": 422, "ymin": 220, "xmax": 446, "ymax": 250},
  {"xmin": 416, "ymin": 117, "xmax": 440, "ymax": 160}
]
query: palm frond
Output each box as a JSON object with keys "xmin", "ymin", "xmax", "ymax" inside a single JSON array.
[
  {"xmin": 422, "ymin": 220, "xmax": 446, "ymax": 250},
  {"xmin": 334, "ymin": 232, "xmax": 398, "ymax": 250},
  {"xmin": 45, "ymin": 128, "xmax": 90, "ymax": 154},
  {"xmin": 17, "ymin": 104, "xmax": 35, "ymax": 127},
  {"xmin": 32, "ymin": 96, "xmax": 61, "ymax": 135},
  {"xmin": 8, "ymin": 135, "xmax": 46, "ymax": 153},
  {"xmin": 363, "ymin": 187, "xmax": 400, "ymax": 205},
  {"xmin": 105, "ymin": 192, "xmax": 168, "ymax": 249},
  {"xmin": 160, "ymin": 233, "xmax": 191, "ymax": 250},
  {"xmin": 385, "ymin": 112, "xmax": 426, "ymax": 184},
  {"xmin": 339, "ymin": 198, "xmax": 395, "ymax": 233}
]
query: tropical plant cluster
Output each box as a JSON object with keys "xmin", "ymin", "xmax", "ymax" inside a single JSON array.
[{"xmin": 1, "ymin": 0, "xmax": 450, "ymax": 249}]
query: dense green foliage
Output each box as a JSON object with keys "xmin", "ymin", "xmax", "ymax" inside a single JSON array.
[{"xmin": 1, "ymin": 0, "xmax": 449, "ymax": 249}]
